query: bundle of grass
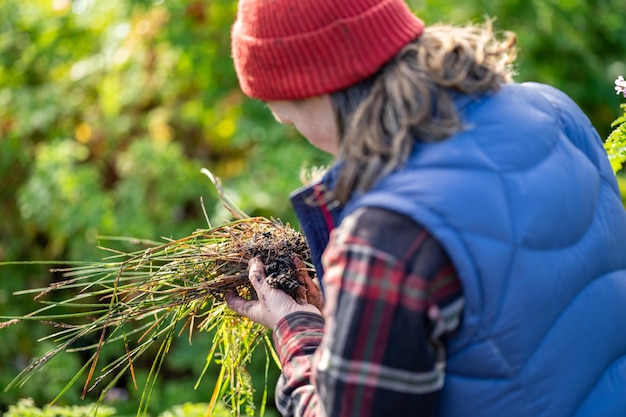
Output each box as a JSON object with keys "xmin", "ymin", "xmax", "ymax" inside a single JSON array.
[{"xmin": 0, "ymin": 170, "xmax": 314, "ymax": 417}]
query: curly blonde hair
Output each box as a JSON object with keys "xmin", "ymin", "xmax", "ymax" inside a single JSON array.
[{"xmin": 331, "ymin": 21, "xmax": 517, "ymax": 204}]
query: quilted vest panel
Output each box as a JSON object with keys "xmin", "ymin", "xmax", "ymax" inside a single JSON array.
[{"xmin": 337, "ymin": 83, "xmax": 626, "ymax": 416}]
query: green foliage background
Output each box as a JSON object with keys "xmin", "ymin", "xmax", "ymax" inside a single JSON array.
[{"xmin": 1, "ymin": 0, "xmax": 625, "ymax": 415}]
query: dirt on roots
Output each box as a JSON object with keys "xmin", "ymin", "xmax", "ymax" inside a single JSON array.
[{"xmin": 199, "ymin": 218, "xmax": 313, "ymax": 300}]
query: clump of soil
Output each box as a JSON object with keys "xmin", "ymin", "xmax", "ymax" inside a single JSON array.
[
  {"xmin": 202, "ymin": 218, "xmax": 312, "ymax": 300},
  {"xmin": 240, "ymin": 226, "xmax": 311, "ymax": 298}
]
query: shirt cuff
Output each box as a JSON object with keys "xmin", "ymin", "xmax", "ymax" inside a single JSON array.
[{"xmin": 273, "ymin": 312, "xmax": 325, "ymax": 366}]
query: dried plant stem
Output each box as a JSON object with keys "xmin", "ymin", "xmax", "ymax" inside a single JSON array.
[{"xmin": 1, "ymin": 216, "xmax": 312, "ymax": 416}]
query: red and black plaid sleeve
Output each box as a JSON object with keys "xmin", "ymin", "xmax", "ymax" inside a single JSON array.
[{"xmin": 274, "ymin": 207, "xmax": 464, "ymax": 417}]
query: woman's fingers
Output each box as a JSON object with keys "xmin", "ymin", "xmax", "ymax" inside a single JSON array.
[
  {"xmin": 291, "ymin": 256, "xmax": 307, "ymax": 303},
  {"xmin": 226, "ymin": 257, "xmax": 324, "ymax": 329},
  {"xmin": 293, "ymin": 256, "xmax": 308, "ymax": 285},
  {"xmin": 305, "ymin": 276, "xmax": 324, "ymax": 312},
  {"xmin": 248, "ymin": 257, "xmax": 267, "ymax": 291},
  {"xmin": 224, "ymin": 258, "xmax": 266, "ymax": 322},
  {"xmin": 307, "ymin": 277, "xmax": 324, "ymax": 312},
  {"xmin": 225, "ymin": 290, "xmax": 258, "ymax": 320},
  {"xmin": 293, "ymin": 255, "xmax": 324, "ymax": 311}
]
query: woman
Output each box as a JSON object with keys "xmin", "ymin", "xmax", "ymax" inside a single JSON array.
[{"xmin": 226, "ymin": 1, "xmax": 626, "ymax": 416}]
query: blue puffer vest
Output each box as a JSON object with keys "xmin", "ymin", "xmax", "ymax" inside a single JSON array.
[{"xmin": 290, "ymin": 82, "xmax": 626, "ymax": 417}]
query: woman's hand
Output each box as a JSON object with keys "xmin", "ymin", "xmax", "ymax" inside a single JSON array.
[{"xmin": 225, "ymin": 257, "xmax": 323, "ymax": 329}]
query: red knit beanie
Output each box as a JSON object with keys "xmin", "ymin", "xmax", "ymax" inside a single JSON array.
[{"xmin": 232, "ymin": 0, "xmax": 425, "ymax": 101}]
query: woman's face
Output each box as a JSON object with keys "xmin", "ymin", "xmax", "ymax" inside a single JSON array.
[{"xmin": 265, "ymin": 95, "xmax": 340, "ymax": 156}]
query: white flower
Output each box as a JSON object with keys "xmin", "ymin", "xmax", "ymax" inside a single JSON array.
[{"xmin": 616, "ymin": 75, "xmax": 626, "ymax": 98}]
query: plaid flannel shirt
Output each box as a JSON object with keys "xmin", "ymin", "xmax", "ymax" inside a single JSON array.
[{"xmin": 273, "ymin": 207, "xmax": 464, "ymax": 417}]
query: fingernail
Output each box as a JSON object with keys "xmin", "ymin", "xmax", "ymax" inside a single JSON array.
[
  {"xmin": 248, "ymin": 258, "xmax": 263, "ymax": 280},
  {"xmin": 249, "ymin": 257, "xmax": 260, "ymax": 271}
]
